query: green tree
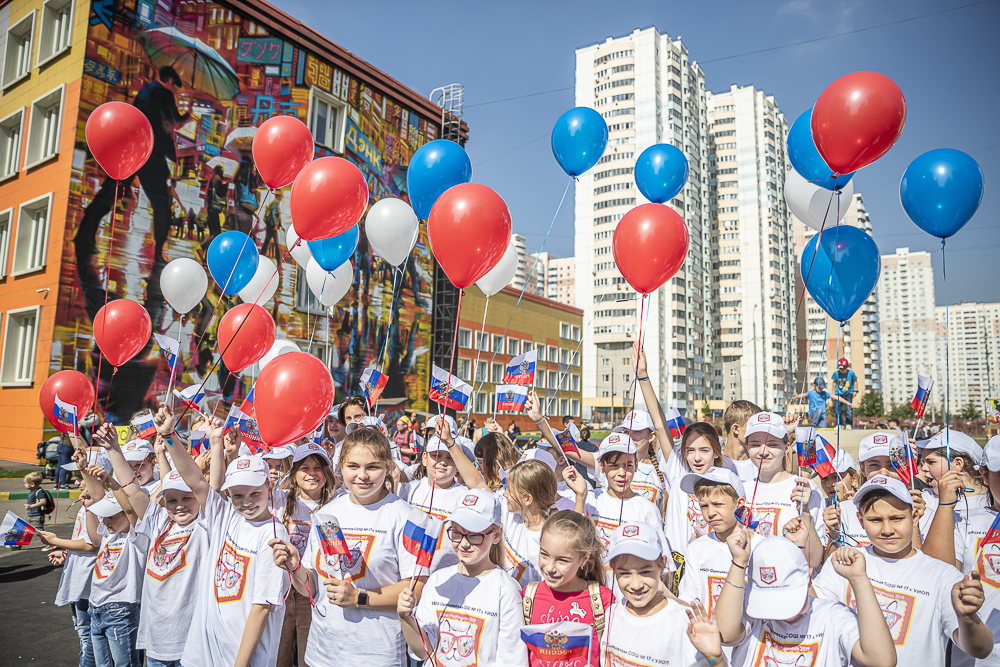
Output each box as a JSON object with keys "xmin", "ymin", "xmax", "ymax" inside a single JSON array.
[
  {"xmin": 701, "ymin": 401, "xmax": 712, "ymax": 419},
  {"xmin": 888, "ymin": 403, "xmax": 917, "ymax": 420},
  {"xmin": 960, "ymin": 401, "xmax": 982, "ymax": 420},
  {"xmin": 857, "ymin": 391, "xmax": 884, "ymax": 418}
]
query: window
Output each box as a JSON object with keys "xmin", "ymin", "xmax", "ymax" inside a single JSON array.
[
  {"xmin": 457, "ymin": 358, "xmax": 471, "ymax": 382},
  {"xmin": 522, "ymin": 340, "xmax": 533, "ymax": 353},
  {"xmin": 571, "ymin": 399, "xmax": 580, "ymax": 417},
  {"xmin": 1, "ymin": 305, "xmax": 40, "ymax": 384},
  {"xmin": 507, "ymin": 338, "xmax": 519, "ymax": 356},
  {"xmin": 548, "ymin": 347, "xmax": 558, "ymax": 363},
  {"xmin": 547, "ymin": 371, "xmax": 558, "ymax": 389},
  {"xmin": 474, "ymin": 391, "xmax": 490, "ymax": 414},
  {"xmin": 25, "ymin": 84, "xmax": 65, "ymax": 168},
  {"xmin": 571, "ymin": 350, "xmax": 580, "ymax": 367},
  {"xmin": 559, "ymin": 398, "xmax": 569, "ymax": 415},
  {"xmin": 294, "ymin": 266, "xmax": 322, "ymax": 312},
  {"xmin": 491, "ymin": 334, "xmax": 504, "ymax": 353},
  {"xmin": 458, "ymin": 328, "xmax": 472, "ymax": 349},
  {"xmin": 474, "ymin": 331, "xmax": 490, "ymax": 352},
  {"xmin": 308, "ymin": 88, "xmax": 346, "ymax": 152},
  {"xmin": 571, "ymin": 374, "xmax": 581, "ymax": 392},
  {"xmin": 560, "ymin": 322, "xmax": 571, "ymax": 339},
  {"xmin": 0, "ymin": 109, "xmax": 25, "ymax": 181},
  {"xmin": 623, "ymin": 373, "xmax": 631, "ymax": 383},
  {"xmin": 12, "ymin": 193, "xmax": 51, "ymax": 275},
  {"xmin": 476, "ymin": 361, "xmax": 488, "ymax": 383},
  {"xmin": 571, "ymin": 325, "xmax": 581, "ymax": 342},
  {"xmin": 546, "ymin": 397, "xmax": 558, "ymax": 414},
  {"xmin": 536, "ymin": 344, "xmax": 546, "ymax": 361},
  {"xmin": 0, "ymin": 209, "xmax": 10, "ymax": 278},
  {"xmin": 534, "ymin": 369, "xmax": 543, "ymax": 388},
  {"xmin": 2, "ymin": 11, "xmax": 35, "ymax": 88},
  {"xmin": 491, "ymin": 362, "xmax": 504, "ymax": 384},
  {"xmin": 560, "ymin": 348, "xmax": 570, "ymax": 365},
  {"xmin": 36, "ymin": 0, "xmax": 74, "ymax": 67}
]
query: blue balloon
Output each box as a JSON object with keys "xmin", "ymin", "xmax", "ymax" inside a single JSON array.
[
  {"xmin": 406, "ymin": 139, "xmax": 472, "ymax": 220},
  {"xmin": 207, "ymin": 231, "xmax": 259, "ymax": 295},
  {"xmin": 801, "ymin": 225, "xmax": 880, "ymax": 323},
  {"xmin": 634, "ymin": 144, "xmax": 688, "ymax": 203},
  {"xmin": 900, "ymin": 148, "xmax": 984, "ymax": 239},
  {"xmin": 551, "ymin": 107, "xmax": 608, "ymax": 177},
  {"xmin": 787, "ymin": 108, "xmax": 854, "ymax": 191},
  {"xmin": 308, "ymin": 225, "xmax": 359, "ymax": 271}
]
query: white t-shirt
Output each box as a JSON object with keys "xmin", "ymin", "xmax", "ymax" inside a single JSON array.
[
  {"xmin": 181, "ymin": 488, "xmax": 289, "ymax": 667},
  {"xmin": 414, "ymin": 565, "xmax": 527, "ymax": 667},
  {"xmin": 303, "ymin": 493, "xmax": 419, "ymax": 667},
  {"xmin": 743, "ymin": 476, "xmax": 823, "ymax": 541},
  {"xmin": 271, "ymin": 489, "xmax": 321, "ymax": 553},
  {"xmin": 595, "ymin": 446, "xmax": 671, "ymax": 516},
  {"xmin": 812, "ymin": 548, "xmax": 962, "ymax": 667},
  {"xmin": 54, "ymin": 506, "xmax": 97, "ymax": 606},
  {"xmin": 600, "ymin": 598, "xmax": 713, "ymax": 667},
  {"xmin": 952, "ymin": 506, "xmax": 1000, "ymax": 667},
  {"xmin": 826, "ymin": 497, "xmax": 872, "ymax": 549},
  {"xmin": 90, "ymin": 525, "xmax": 149, "ymax": 608},
  {"xmin": 920, "ymin": 487, "xmax": 990, "ymax": 539},
  {"xmin": 678, "ymin": 531, "xmax": 760, "ymax": 614},
  {"xmin": 135, "ymin": 503, "xmax": 210, "ymax": 661},
  {"xmin": 731, "ymin": 458, "xmax": 759, "ymax": 486},
  {"xmin": 730, "ymin": 598, "xmax": 860, "ymax": 667},
  {"xmin": 398, "ymin": 478, "xmax": 469, "ymax": 573},
  {"xmin": 501, "ymin": 509, "xmax": 542, "ymax": 588},
  {"xmin": 584, "ymin": 489, "xmax": 674, "ymax": 574},
  {"xmin": 663, "ymin": 478, "xmax": 712, "ymax": 559}
]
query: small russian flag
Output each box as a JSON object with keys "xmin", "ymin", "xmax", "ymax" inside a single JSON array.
[
  {"xmin": 316, "ymin": 519, "xmax": 351, "ymax": 557},
  {"xmin": 226, "ymin": 406, "xmax": 264, "ymax": 447},
  {"xmin": 402, "ymin": 507, "xmax": 442, "ymax": 569},
  {"xmin": 520, "ymin": 622, "xmax": 592, "ymax": 665},
  {"xmin": 173, "ymin": 385, "xmax": 205, "ymax": 411},
  {"xmin": 494, "ymin": 385, "xmax": 529, "ymax": 412},
  {"xmin": 189, "ymin": 430, "xmax": 208, "ymax": 456},
  {"xmin": 1, "ymin": 510, "xmax": 36, "ymax": 547},
  {"xmin": 666, "ymin": 408, "xmax": 686, "ymax": 439},
  {"xmin": 503, "ymin": 349, "xmax": 537, "ymax": 386},
  {"xmin": 554, "ymin": 428, "xmax": 580, "ymax": 458},
  {"xmin": 890, "ymin": 436, "xmax": 918, "ymax": 486},
  {"xmin": 153, "ymin": 333, "xmax": 179, "ymax": 372},
  {"xmin": 910, "ymin": 375, "xmax": 934, "ymax": 417},
  {"xmin": 359, "ymin": 366, "xmax": 388, "ymax": 408},
  {"xmin": 810, "ymin": 435, "xmax": 837, "ymax": 477},
  {"xmin": 53, "ymin": 394, "xmax": 78, "ymax": 433},
  {"xmin": 311, "ymin": 424, "xmax": 324, "ymax": 445},
  {"xmin": 131, "ymin": 414, "xmax": 157, "ymax": 440},
  {"xmin": 428, "ymin": 364, "xmax": 471, "ymax": 411},
  {"xmin": 796, "ymin": 426, "xmax": 818, "ymax": 468},
  {"xmin": 240, "ymin": 387, "xmax": 256, "ymax": 419}
]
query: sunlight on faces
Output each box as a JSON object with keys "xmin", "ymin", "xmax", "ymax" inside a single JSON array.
[
  {"xmin": 228, "ymin": 483, "xmax": 271, "ymax": 521},
  {"xmin": 984, "ymin": 470, "xmax": 1000, "ymax": 508},
  {"xmin": 623, "ymin": 428, "xmax": 652, "ymax": 447},
  {"xmin": 341, "ymin": 447, "xmax": 388, "ymax": 501},
  {"xmin": 538, "ymin": 529, "xmax": 590, "ymax": 591},
  {"xmin": 502, "ymin": 486, "xmax": 530, "ymax": 515},
  {"xmin": 342, "ymin": 404, "xmax": 366, "ymax": 424},
  {"xmin": 860, "ymin": 457, "xmax": 899, "ymax": 483},
  {"xmin": 599, "ymin": 453, "xmax": 637, "ymax": 495},
  {"xmin": 163, "ymin": 488, "xmax": 199, "ymax": 525},
  {"xmin": 325, "ymin": 416, "xmax": 343, "ymax": 442},
  {"xmin": 422, "ymin": 449, "xmax": 457, "ymax": 486},
  {"xmin": 266, "ymin": 459, "xmax": 284, "ymax": 485},
  {"xmin": 102, "ymin": 511, "xmax": 131, "ymax": 534},
  {"xmin": 129, "ymin": 455, "xmax": 155, "ymax": 485},
  {"xmin": 820, "ymin": 471, "xmax": 856, "ymax": 500},
  {"xmin": 295, "ymin": 456, "xmax": 327, "ymax": 494},
  {"xmin": 448, "ymin": 522, "xmax": 499, "ymax": 565},
  {"xmin": 695, "ymin": 486, "xmax": 744, "ymax": 533},
  {"xmin": 859, "ymin": 494, "xmax": 913, "ymax": 556},
  {"xmin": 745, "ymin": 433, "xmax": 787, "ymax": 473},
  {"xmin": 612, "ymin": 554, "xmax": 665, "ymax": 609},
  {"xmin": 684, "ymin": 435, "xmax": 717, "ymax": 474},
  {"xmin": 920, "ymin": 450, "xmax": 962, "ymax": 486}
]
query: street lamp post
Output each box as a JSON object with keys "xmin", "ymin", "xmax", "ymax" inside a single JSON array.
[{"xmin": 753, "ymin": 303, "xmax": 759, "ymax": 406}]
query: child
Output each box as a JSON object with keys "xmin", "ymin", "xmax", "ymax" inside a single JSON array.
[
  {"xmin": 917, "ymin": 428, "xmax": 989, "ymax": 536},
  {"xmin": 270, "ymin": 425, "xmax": 424, "ymax": 667},
  {"xmin": 790, "ymin": 377, "xmax": 850, "ymax": 429},
  {"xmin": 166, "ymin": 406, "xmax": 289, "ymax": 667},
  {"xmin": 602, "ymin": 520, "xmax": 725, "ymax": 666},
  {"xmin": 474, "ymin": 430, "xmax": 522, "ymax": 492},
  {"xmin": 715, "ymin": 530, "xmax": 896, "ymax": 667},
  {"xmin": 518, "ymin": 446, "xmax": 580, "ymax": 507},
  {"xmin": 722, "ymin": 400, "xmax": 762, "ymax": 484},
  {"xmin": 21, "ymin": 471, "xmax": 49, "ymax": 539},
  {"xmin": 520, "ymin": 510, "xmax": 612, "ymax": 666},
  {"xmin": 818, "ymin": 450, "xmax": 858, "ymax": 506},
  {"xmin": 262, "ymin": 445, "xmax": 295, "ymax": 487},
  {"xmin": 812, "ymin": 474, "xmax": 993, "ymax": 666},
  {"xmin": 398, "ymin": 488, "xmax": 528, "ymax": 666},
  {"xmin": 120, "ymin": 439, "xmax": 160, "ymax": 496}
]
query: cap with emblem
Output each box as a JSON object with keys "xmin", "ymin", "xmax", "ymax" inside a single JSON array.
[
  {"xmin": 519, "ymin": 448, "xmax": 557, "ymax": 472},
  {"xmin": 858, "ymin": 432, "xmax": 895, "ymax": 462},
  {"xmin": 121, "ymin": 439, "xmax": 154, "ymax": 461},
  {"xmin": 291, "ymin": 442, "xmax": 332, "ymax": 465},
  {"xmin": 745, "ymin": 537, "xmax": 811, "ymax": 620},
  {"xmin": 598, "ymin": 433, "xmax": 637, "ymax": 460},
  {"xmin": 607, "ymin": 521, "xmax": 662, "ymax": 562},
  {"xmin": 680, "ymin": 466, "xmax": 747, "ymax": 499},
  {"xmin": 161, "ymin": 469, "xmax": 192, "ymax": 493},
  {"xmin": 88, "ymin": 491, "xmax": 125, "ymax": 518},
  {"xmin": 744, "ymin": 412, "xmax": 787, "ymax": 440},
  {"xmin": 448, "ymin": 488, "xmax": 501, "ymax": 533},
  {"xmin": 917, "ymin": 428, "xmax": 983, "ymax": 465},
  {"xmin": 853, "ymin": 474, "xmax": 913, "ymax": 508},
  {"xmin": 612, "ymin": 410, "xmax": 655, "ymax": 434},
  {"xmin": 220, "ymin": 455, "xmax": 269, "ymax": 491}
]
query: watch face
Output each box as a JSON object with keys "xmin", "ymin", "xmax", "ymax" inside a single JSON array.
[{"xmin": 357, "ymin": 591, "xmax": 368, "ymax": 606}]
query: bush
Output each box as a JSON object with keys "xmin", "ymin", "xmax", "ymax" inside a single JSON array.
[{"xmin": 857, "ymin": 392, "xmax": 884, "ymax": 418}]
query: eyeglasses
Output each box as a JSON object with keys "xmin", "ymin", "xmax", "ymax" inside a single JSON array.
[{"xmin": 447, "ymin": 527, "xmax": 495, "ymax": 546}]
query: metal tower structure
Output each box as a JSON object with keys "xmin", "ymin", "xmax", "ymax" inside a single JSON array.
[{"xmin": 430, "ymin": 84, "xmax": 466, "ymax": 145}]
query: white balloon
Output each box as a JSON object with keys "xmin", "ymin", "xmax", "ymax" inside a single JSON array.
[
  {"xmin": 784, "ymin": 168, "xmax": 854, "ymax": 231},
  {"xmin": 285, "ymin": 223, "xmax": 313, "ymax": 266},
  {"xmin": 260, "ymin": 339, "xmax": 300, "ymax": 370},
  {"xmin": 160, "ymin": 258, "xmax": 208, "ymax": 314},
  {"xmin": 238, "ymin": 257, "xmax": 279, "ymax": 305},
  {"xmin": 305, "ymin": 258, "xmax": 353, "ymax": 307},
  {"xmin": 366, "ymin": 198, "xmax": 419, "ymax": 266},
  {"xmin": 476, "ymin": 237, "xmax": 519, "ymax": 297}
]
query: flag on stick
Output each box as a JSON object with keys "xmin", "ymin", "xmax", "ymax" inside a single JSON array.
[
  {"xmin": 910, "ymin": 375, "xmax": 934, "ymax": 417},
  {"xmin": 360, "ymin": 366, "xmax": 388, "ymax": 408},
  {"xmin": 428, "ymin": 365, "xmax": 471, "ymax": 411},
  {"xmin": 53, "ymin": 394, "xmax": 78, "ymax": 433},
  {"xmin": 130, "ymin": 414, "xmax": 157, "ymax": 440},
  {"xmin": 494, "ymin": 385, "xmax": 528, "ymax": 412},
  {"xmin": 315, "ymin": 519, "xmax": 351, "ymax": 557},
  {"xmin": 796, "ymin": 427, "xmax": 818, "ymax": 468},
  {"xmin": 1, "ymin": 511, "xmax": 35, "ymax": 547},
  {"xmin": 402, "ymin": 508, "xmax": 442, "ymax": 569},
  {"xmin": 810, "ymin": 435, "xmax": 837, "ymax": 477},
  {"xmin": 173, "ymin": 385, "xmax": 206, "ymax": 412},
  {"xmin": 189, "ymin": 430, "xmax": 209, "ymax": 456},
  {"xmin": 890, "ymin": 435, "xmax": 919, "ymax": 486},
  {"xmin": 666, "ymin": 408, "xmax": 686, "ymax": 439},
  {"xmin": 554, "ymin": 428, "xmax": 580, "ymax": 458},
  {"xmin": 153, "ymin": 333, "xmax": 179, "ymax": 371},
  {"xmin": 503, "ymin": 349, "xmax": 537, "ymax": 386}
]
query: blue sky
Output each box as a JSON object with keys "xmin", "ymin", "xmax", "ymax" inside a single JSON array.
[{"xmin": 273, "ymin": 0, "xmax": 999, "ymax": 306}]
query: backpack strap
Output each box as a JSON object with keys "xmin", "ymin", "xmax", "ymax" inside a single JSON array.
[
  {"xmin": 522, "ymin": 581, "xmax": 540, "ymax": 624},
  {"xmin": 588, "ymin": 581, "xmax": 606, "ymax": 636}
]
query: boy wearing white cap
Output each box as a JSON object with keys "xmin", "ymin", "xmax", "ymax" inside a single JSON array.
[
  {"xmin": 120, "ymin": 438, "xmax": 160, "ymax": 496},
  {"xmin": 812, "ymin": 474, "xmax": 993, "ymax": 666},
  {"xmin": 716, "ymin": 531, "xmax": 895, "ymax": 667},
  {"xmin": 602, "ymin": 520, "xmax": 725, "ymax": 667}
]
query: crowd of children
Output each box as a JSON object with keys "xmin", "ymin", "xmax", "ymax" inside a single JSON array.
[{"xmin": 32, "ymin": 357, "xmax": 1000, "ymax": 667}]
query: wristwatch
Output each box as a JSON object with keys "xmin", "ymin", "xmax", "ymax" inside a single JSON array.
[{"xmin": 356, "ymin": 590, "xmax": 369, "ymax": 607}]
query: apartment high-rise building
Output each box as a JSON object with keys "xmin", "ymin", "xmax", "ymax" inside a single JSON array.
[
  {"xmin": 707, "ymin": 85, "xmax": 795, "ymax": 409},
  {"xmin": 575, "ymin": 27, "xmax": 712, "ymax": 420},
  {"xmin": 526, "ymin": 251, "xmax": 556, "ymax": 298},
  {"xmin": 792, "ymin": 194, "xmax": 881, "ymax": 408},
  {"xmin": 934, "ymin": 302, "xmax": 1000, "ymax": 415},
  {"xmin": 878, "ymin": 248, "xmax": 935, "ymax": 410},
  {"xmin": 552, "ymin": 256, "xmax": 576, "ymax": 307},
  {"xmin": 509, "ymin": 233, "xmax": 529, "ymax": 290}
]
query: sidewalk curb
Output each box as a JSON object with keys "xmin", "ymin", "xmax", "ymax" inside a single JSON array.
[{"xmin": 0, "ymin": 490, "xmax": 81, "ymax": 500}]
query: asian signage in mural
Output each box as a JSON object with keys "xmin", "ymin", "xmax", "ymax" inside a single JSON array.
[{"xmin": 60, "ymin": 0, "xmax": 437, "ymax": 423}]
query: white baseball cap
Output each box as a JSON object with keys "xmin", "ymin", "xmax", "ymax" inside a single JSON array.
[
  {"xmin": 448, "ymin": 488, "xmax": 501, "ymax": 533},
  {"xmin": 422, "ymin": 436, "xmax": 474, "ymax": 462},
  {"xmin": 745, "ymin": 537, "xmax": 811, "ymax": 620},
  {"xmin": 88, "ymin": 490, "xmax": 125, "ymax": 518},
  {"xmin": 853, "ymin": 474, "xmax": 913, "ymax": 508},
  {"xmin": 918, "ymin": 428, "xmax": 983, "ymax": 465},
  {"xmin": 424, "ymin": 414, "xmax": 459, "ymax": 437},
  {"xmin": 62, "ymin": 450, "xmax": 111, "ymax": 472},
  {"xmin": 598, "ymin": 433, "xmax": 637, "ymax": 460},
  {"xmin": 220, "ymin": 455, "xmax": 269, "ymax": 491},
  {"xmin": 291, "ymin": 442, "xmax": 332, "ymax": 465},
  {"xmin": 613, "ymin": 410, "xmax": 655, "ymax": 433},
  {"xmin": 607, "ymin": 521, "xmax": 662, "ymax": 562},
  {"xmin": 980, "ymin": 436, "xmax": 1000, "ymax": 473},
  {"xmin": 346, "ymin": 415, "xmax": 388, "ymax": 435},
  {"xmin": 744, "ymin": 412, "xmax": 786, "ymax": 440},
  {"xmin": 680, "ymin": 466, "xmax": 746, "ymax": 499},
  {"xmin": 262, "ymin": 445, "xmax": 295, "ymax": 460},
  {"xmin": 858, "ymin": 432, "xmax": 895, "ymax": 462},
  {"xmin": 160, "ymin": 469, "xmax": 192, "ymax": 493},
  {"xmin": 121, "ymin": 439, "xmax": 154, "ymax": 461},
  {"xmin": 831, "ymin": 449, "xmax": 856, "ymax": 475},
  {"xmin": 519, "ymin": 447, "xmax": 557, "ymax": 472}
]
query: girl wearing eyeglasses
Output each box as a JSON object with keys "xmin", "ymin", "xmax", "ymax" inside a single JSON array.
[{"xmin": 398, "ymin": 488, "xmax": 527, "ymax": 666}]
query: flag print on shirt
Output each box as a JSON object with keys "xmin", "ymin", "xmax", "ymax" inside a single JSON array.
[
  {"xmin": 433, "ymin": 608, "xmax": 486, "ymax": 666},
  {"xmin": 593, "ymin": 518, "xmax": 618, "ymax": 566},
  {"xmin": 314, "ymin": 531, "xmax": 375, "ymax": 583},
  {"xmin": 748, "ymin": 507, "xmax": 781, "ymax": 538},
  {"xmin": 94, "ymin": 539, "xmax": 125, "ymax": 580},
  {"xmin": 630, "ymin": 478, "xmax": 665, "ymax": 509},
  {"xmin": 215, "ymin": 539, "xmax": 251, "ymax": 603},
  {"xmin": 146, "ymin": 530, "xmax": 193, "ymax": 582},
  {"xmin": 978, "ymin": 539, "xmax": 1000, "ymax": 589},
  {"xmin": 845, "ymin": 583, "xmax": 916, "ymax": 646},
  {"xmin": 752, "ymin": 630, "xmax": 819, "ymax": 666}
]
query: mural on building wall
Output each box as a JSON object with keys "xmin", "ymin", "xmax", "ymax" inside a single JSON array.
[{"xmin": 55, "ymin": 0, "xmax": 436, "ymax": 424}]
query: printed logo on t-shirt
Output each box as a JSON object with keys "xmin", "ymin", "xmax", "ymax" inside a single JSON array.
[
  {"xmin": 315, "ymin": 531, "xmax": 375, "ymax": 583},
  {"xmin": 707, "ymin": 575, "xmax": 726, "ymax": 616},
  {"xmin": 977, "ymin": 539, "xmax": 1000, "ymax": 589},
  {"xmin": 93, "ymin": 541, "xmax": 124, "ymax": 580},
  {"xmin": 593, "ymin": 517, "xmax": 618, "ymax": 564},
  {"xmin": 462, "ymin": 494, "xmax": 478, "ymax": 507},
  {"xmin": 215, "ymin": 538, "xmax": 251, "ymax": 603},
  {"xmin": 433, "ymin": 608, "xmax": 486, "ymax": 666},
  {"xmin": 846, "ymin": 583, "xmax": 916, "ymax": 646},
  {"xmin": 146, "ymin": 530, "xmax": 192, "ymax": 582},
  {"xmin": 759, "ymin": 566, "xmax": 777, "ymax": 585},
  {"xmin": 749, "ymin": 507, "xmax": 780, "ymax": 538},
  {"xmin": 752, "ymin": 630, "xmax": 819, "ymax": 666},
  {"xmin": 604, "ymin": 649, "xmax": 656, "ymax": 666},
  {"xmin": 72, "ymin": 511, "xmax": 85, "ymax": 540},
  {"xmin": 502, "ymin": 540, "xmax": 529, "ymax": 585},
  {"xmin": 630, "ymin": 479, "xmax": 663, "ymax": 507},
  {"xmin": 288, "ymin": 518, "xmax": 312, "ymax": 551},
  {"xmin": 687, "ymin": 494, "xmax": 709, "ymax": 537}
]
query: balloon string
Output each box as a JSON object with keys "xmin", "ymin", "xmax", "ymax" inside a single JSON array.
[
  {"xmin": 308, "ymin": 277, "xmax": 325, "ymax": 349},
  {"xmin": 619, "ymin": 293, "xmax": 647, "ymax": 525},
  {"xmin": 91, "ymin": 180, "xmax": 121, "ymax": 423},
  {"xmin": 466, "ymin": 296, "xmax": 491, "ymax": 420},
  {"xmin": 371, "ymin": 266, "xmax": 406, "ymax": 421},
  {"xmin": 941, "ymin": 238, "xmax": 951, "ymax": 468},
  {"xmin": 431, "ymin": 288, "xmax": 464, "ymax": 516}
]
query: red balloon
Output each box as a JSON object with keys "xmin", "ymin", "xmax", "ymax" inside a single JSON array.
[
  {"xmin": 289, "ymin": 157, "xmax": 369, "ymax": 241},
  {"xmin": 612, "ymin": 204, "xmax": 689, "ymax": 295},
  {"xmin": 85, "ymin": 102, "xmax": 154, "ymax": 180},
  {"xmin": 218, "ymin": 304, "xmax": 276, "ymax": 373},
  {"xmin": 39, "ymin": 371, "xmax": 95, "ymax": 433},
  {"xmin": 427, "ymin": 183, "xmax": 512, "ymax": 289},
  {"xmin": 811, "ymin": 71, "xmax": 906, "ymax": 175},
  {"xmin": 252, "ymin": 116, "xmax": 314, "ymax": 189},
  {"xmin": 94, "ymin": 300, "xmax": 152, "ymax": 367},
  {"xmin": 254, "ymin": 352, "xmax": 334, "ymax": 446}
]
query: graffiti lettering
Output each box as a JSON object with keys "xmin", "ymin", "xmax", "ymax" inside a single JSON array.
[{"xmin": 91, "ymin": 0, "xmax": 114, "ymax": 30}]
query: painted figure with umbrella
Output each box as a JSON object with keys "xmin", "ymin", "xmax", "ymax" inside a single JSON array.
[{"xmin": 139, "ymin": 27, "xmax": 241, "ymax": 100}]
